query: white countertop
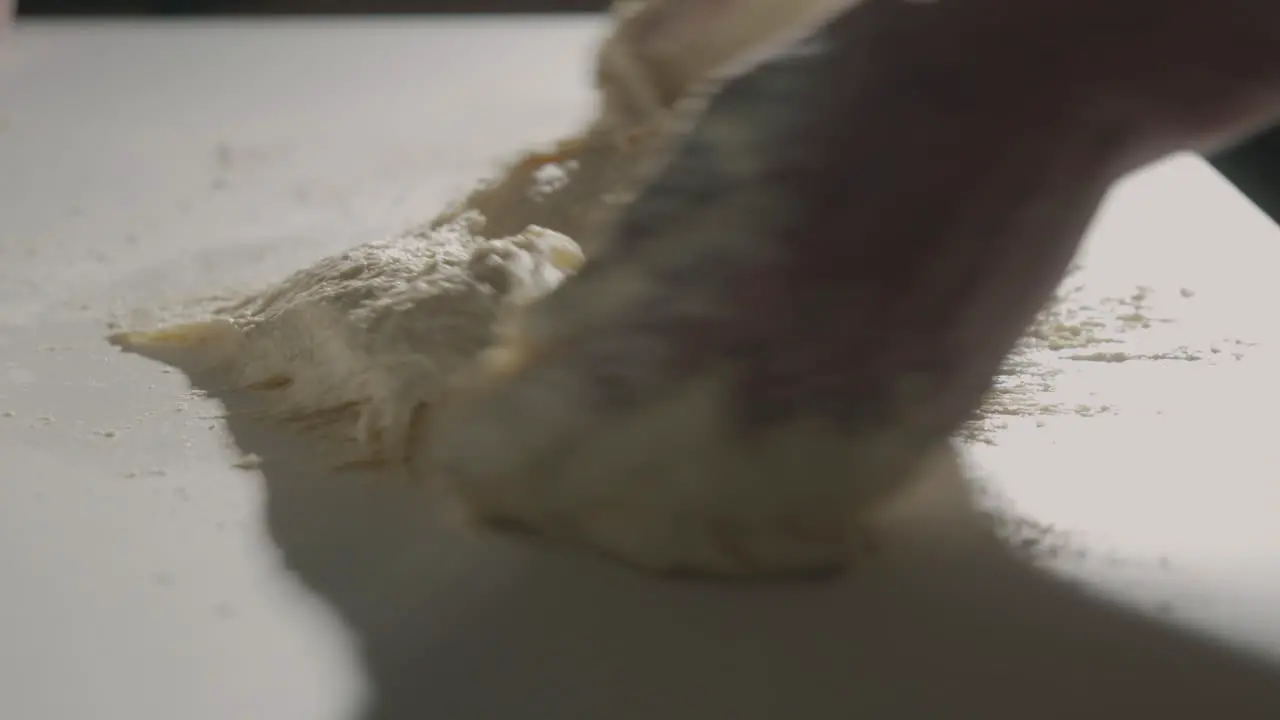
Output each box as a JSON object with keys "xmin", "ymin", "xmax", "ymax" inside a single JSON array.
[{"xmin": 4, "ymin": 19, "xmax": 1280, "ymax": 720}]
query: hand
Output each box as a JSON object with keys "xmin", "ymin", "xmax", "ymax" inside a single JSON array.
[{"xmin": 424, "ymin": 0, "xmax": 1280, "ymax": 579}]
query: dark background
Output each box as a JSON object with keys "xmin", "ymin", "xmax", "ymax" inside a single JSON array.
[{"xmin": 18, "ymin": 0, "xmax": 610, "ymax": 14}]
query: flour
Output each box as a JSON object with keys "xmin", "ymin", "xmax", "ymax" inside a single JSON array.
[{"xmin": 961, "ymin": 266, "xmax": 1253, "ymax": 445}]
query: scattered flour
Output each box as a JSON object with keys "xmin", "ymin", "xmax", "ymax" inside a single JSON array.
[{"xmin": 961, "ymin": 268, "xmax": 1255, "ymax": 445}]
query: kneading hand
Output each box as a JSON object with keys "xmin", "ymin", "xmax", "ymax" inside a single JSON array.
[{"xmin": 423, "ymin": 0, "xmax": 1280, "ymax": 578}]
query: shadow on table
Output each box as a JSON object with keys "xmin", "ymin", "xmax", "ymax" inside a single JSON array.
[{"xmin": 165, "ymin": 372, "xmax": 1280, "ymax": 720}]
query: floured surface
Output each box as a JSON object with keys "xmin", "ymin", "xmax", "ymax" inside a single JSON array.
[{"xmin": 5, "ymin": 19, "xmax": 1280, "ymax": 720}]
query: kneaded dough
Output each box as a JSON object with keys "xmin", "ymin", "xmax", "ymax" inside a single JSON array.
[{"xmin": 112, "ymin": 214, "xmax": 582, "ymax": 464}]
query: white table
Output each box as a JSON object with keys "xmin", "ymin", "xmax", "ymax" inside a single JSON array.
[{"xmin": 3, "ymin": 19, "xmax": 1280, "ymax": 720}]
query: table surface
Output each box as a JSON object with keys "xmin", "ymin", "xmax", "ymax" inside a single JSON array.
[{"xmin": 4, "ymin": 18, "xmax": 1280, "ymax": 720}]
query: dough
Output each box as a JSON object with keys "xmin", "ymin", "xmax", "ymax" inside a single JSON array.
[{"xmin": 111, "ymin": 214, "xmax": 582, "ymax": 464}]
